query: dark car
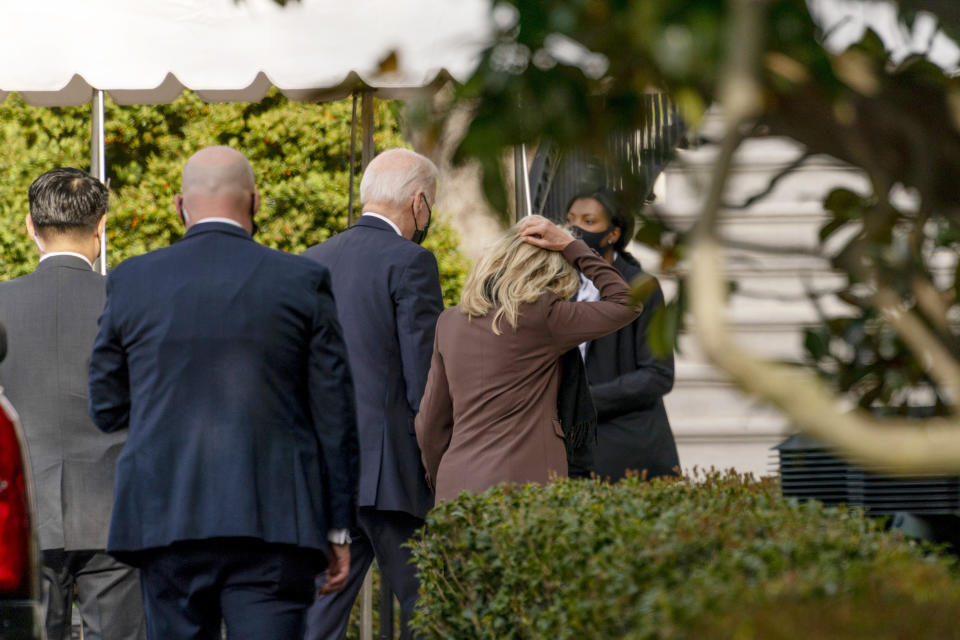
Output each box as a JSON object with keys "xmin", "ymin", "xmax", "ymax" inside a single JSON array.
[{"xmin": 0, "ymin": 324, "xmax": 43, "ymax": 640}]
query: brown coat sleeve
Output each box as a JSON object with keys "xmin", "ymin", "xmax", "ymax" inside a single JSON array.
[
  {"xmin": 414, "ymin": 322, "xmax": 454, "ymax": 489},
  {"xmin": 545, "ymin": 240, "xmax": 642, "ymax": 351}
]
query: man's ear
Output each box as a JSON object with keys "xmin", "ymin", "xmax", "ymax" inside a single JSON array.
[
  {"xmin": 174, "ymin": 194, "xmax": 184, "ymax": 221},
  {"xmin": 95, "ymin": 214, "xmax": 107, "ymax": 237},
  {"xmin": 252, "ymin": 191, "xmax": 261, "ymax": 215},
  {"xmin": 24, "ymin": 213, "xmax": 35, "ymax": 238}
]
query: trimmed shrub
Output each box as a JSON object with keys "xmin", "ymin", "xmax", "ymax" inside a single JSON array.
[
  {"xmin": 0, "ymin": 91, "xmax": 469, "ymax": 306},
  {"xmin": 410, "ymin": 472, "xmax": 960, "ymax": 639}
]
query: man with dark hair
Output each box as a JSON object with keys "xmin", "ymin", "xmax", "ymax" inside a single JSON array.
[
  {"xmin": 28, "ymin": 167, "xmax": 111, "ymax": 234},
  {"xmin": 0, "ymin": 167, "xmax": 145, "ymax": 640},
  {"xmin": 89, "ymin": 146, "xmax": 359, "ymax": 640}
]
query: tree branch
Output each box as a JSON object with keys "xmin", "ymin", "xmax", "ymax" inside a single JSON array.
[
  {"xmin": 874, "ymin": 287, "xmax": 960, "ymax": 403},
  {"xmin": 911, "ymin": 275, "xmax": 951, "ymax": 332},
  {"xmin": 722, "ymin": 151, "xmax": 812, "ymax": 210},
  {"xmin": 688, "ymin": 0, "xmax": 960, "ymax": 473}
]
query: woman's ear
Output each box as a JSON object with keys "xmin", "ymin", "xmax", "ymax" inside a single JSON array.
[{"xmin": 608, "ymin": 226, "xmax": 622, "ymax": 245}]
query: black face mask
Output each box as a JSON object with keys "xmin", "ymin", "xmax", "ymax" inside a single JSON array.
[
  {"xmin": 572, "ymin": 225, "xmax": 614, "ymax": 254},
  {"xmin": 411, "ymin": 194, "xmax": 431, "ymax": 245}
]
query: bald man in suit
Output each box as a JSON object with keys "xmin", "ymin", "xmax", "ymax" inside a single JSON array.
[{"xmin": 89, "ymin": 147, "xmax": 359, "ymax": 640}]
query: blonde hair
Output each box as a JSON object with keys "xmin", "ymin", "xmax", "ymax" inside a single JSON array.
[{"xmin": 460, "ymin": 215, "xmax": 580, "ymax": 335}]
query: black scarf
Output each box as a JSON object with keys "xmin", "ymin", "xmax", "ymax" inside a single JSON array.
[{"xmin": 558, "ymin": 348, "xmax": 597, "ymax": 478}]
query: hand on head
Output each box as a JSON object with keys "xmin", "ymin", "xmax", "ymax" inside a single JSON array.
[{"xmin": 517, "ymin": 216, "xmax": 575, "ymax": 252}]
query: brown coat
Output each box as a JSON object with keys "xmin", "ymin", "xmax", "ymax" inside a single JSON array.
[{"xmin": 415, "ymin": 240, "xmax": 641, "ymax": 503}]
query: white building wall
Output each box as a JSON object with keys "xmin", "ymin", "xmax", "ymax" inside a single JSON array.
[{"xmin": 647, "ymin": 117, "xmax": 867, "ymax": 477}]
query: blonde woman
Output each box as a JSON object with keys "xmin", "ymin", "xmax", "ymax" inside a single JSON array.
[{"xmin": 415, "ymin": 215, "xmax": 641, "ymax": 502}]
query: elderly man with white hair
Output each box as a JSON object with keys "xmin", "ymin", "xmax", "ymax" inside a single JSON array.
[{"xmin": 302, "ymin": 148, "xmax": 443, "ymax": 640}]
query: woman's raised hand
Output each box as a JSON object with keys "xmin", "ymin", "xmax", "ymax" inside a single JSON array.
[{"xmin": 518, "ymin": 216, "xmax": 575, "ymax": 251}]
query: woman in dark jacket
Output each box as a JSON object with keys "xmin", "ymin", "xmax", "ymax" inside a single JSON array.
[{"xmin": 566, "ymin": 188, "xmax": 680, "ymax": 480}]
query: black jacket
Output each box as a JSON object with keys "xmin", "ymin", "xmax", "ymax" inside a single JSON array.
[{"xmin": 584, "ymin": 255, "xmax": 679, "ymax": 480}]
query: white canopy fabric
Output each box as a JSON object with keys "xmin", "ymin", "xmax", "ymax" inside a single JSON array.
[{"xmin": 0, "ymin": 0, "xmax": 492, "ymax": 106}]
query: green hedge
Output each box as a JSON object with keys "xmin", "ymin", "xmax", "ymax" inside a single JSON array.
[
  {"xmin": 0, "ymin": 91, "xmax": 469, "ymax": 306},
  {"xmin": 410, "ymin": 472, "xmax": 960, "ymax": 639}
]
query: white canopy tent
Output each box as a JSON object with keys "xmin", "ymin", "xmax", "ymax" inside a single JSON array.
[
  {"xmin": 0, "ymin": 0, "xmax": 493, "ymax": 271},
  {"xmin": 0, "ymin": 0, "xmax": 490, "ymax": 104}
]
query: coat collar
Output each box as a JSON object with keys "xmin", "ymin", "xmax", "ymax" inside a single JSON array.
[
  {"xmin": 35, "ymin": 254, "xmax": 96, "ymax": 273},
  {"xmin": 613, "ymin": 254, "xmax": 642, "ymax": 279},
  {"xmin": 182, "ymin": 221, "xmax": 253, "ymax": 242},
  {"xmin": 352, "ymin": 215, "xmax": 400, "ymax": 235}
]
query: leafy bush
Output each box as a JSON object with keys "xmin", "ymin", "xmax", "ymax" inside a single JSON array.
[
  {"xmin": 410, "ymin": 472, "xmax": 960, "ymax": 639},
  {"xmin": 0, "ymin": 91, "xmax": 469, "ymax": 306}
]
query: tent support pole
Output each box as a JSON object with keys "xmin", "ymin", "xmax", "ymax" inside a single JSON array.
[
  {"xmin": 352, "ymin": 87, "xmax": 391, "ymax": 640},
  {"xmin": 514, "ymin": 144, "xmax": 531, "ymax": 222},
  {"xmin": 361, "ymin": 87, "xmax": 393, "ymax": 640},
  {"xmin": 91, "ymin": 89, "xmax": 107, "ymax": 274},
  {"xmin": 360, "ymin": 569, "xmax": 373, "ymax": 640},
  {"xmin": 352, "ymin": 88, "xmax": 375, "ymax": 640},
  {"xmin": 361, "ymin": 90, "xmax": 374, "ymax": 170},
  {"xmin": 347, "ymin": 91, "xmax": 359, "ymax": 227}
]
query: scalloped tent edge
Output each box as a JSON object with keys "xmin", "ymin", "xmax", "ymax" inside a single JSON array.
[
  {"xmin": 0, "ymin": 0, "xmax": 492, "ymax": 272},
  {"xmin": 0, "ymin": 69, "xmax": 464, "ymax": 107}
]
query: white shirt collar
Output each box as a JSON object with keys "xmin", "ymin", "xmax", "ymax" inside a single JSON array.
[
  {"xmin": 39, "ymin": 251, "xmax": 94, "ymax": 269},
  {"xmin": 575, "ymin": 251, "xmax": 619, "ymax": 360},
  {"xmin": 194, "ymin": 217, "xmax": 245, "ymax": 229},
  {"xmin": 362, "ymin": 212, "xmax": 402, "ymax": 236}
]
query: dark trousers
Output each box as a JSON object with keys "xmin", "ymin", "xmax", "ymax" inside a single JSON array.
[
  {"xmin": 138, "ymin": 538, "xmax": 321, "ymax": 640},
  {"xmin": 305, "ymin": 508, "xmax": 423, "ymax": 640},
  {"xmin": 42, "ymin": 549, "xmax": 145, "ymax": 640}
]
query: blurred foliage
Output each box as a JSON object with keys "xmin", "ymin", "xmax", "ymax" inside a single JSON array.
[
  {"xmin": 0, "ymin": 90, "xmax": 469, "ymax": 307},
  {"xmin": 411, "ymin": 470, "xmax": 960, "ymax": 639},
  {"xmin": 414, "ymin": 0, "xmax": 960, "ymax": 415}
]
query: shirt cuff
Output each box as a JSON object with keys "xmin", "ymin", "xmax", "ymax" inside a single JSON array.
[{"xmin": 327, "ymin": 528, "xmax": 352, "ymax": 545}]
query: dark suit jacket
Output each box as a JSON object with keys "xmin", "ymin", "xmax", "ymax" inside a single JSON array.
[
  {"xmin": 302, "ymin": 215, "xmax": 442, "ymax": 520},
  {"xmin": 586, "ymin": 256, "xmax": 679, "ymax": 480},
  {"xmin": 415, "ymin": 240, "xmax": 641, "ymax": 503},
  {"xmin": 0, "ymin": 255, "xmax": 123, "ymax": 551},
  {"xmin": 88, "ymin": 222, "xmax": 358, "ymax": 563}
]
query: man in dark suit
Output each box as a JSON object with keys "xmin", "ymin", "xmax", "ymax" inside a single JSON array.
[
  {"xmin": 88, "ymin": 147, "xmax": 359, "ymax": 640},
  {"xmin": 0, "ymin": 168, "xmax": 145, "ymax": 640},
  {"xmin": 303, "ymin": 148, "xmax": 443, "ymax": 639}
]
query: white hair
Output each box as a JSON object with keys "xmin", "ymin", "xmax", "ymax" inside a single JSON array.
[{"xmin": 360, "ymin": 148, "xmax": 439, "ymax": 208}]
